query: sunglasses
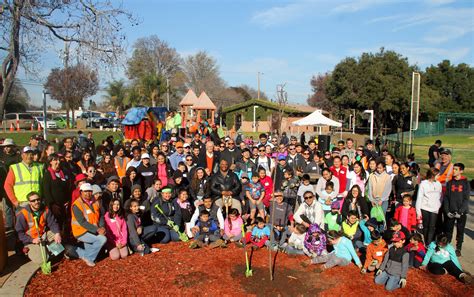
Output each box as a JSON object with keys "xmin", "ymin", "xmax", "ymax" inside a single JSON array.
[
  {"xmin": 186, "ymin": 159, "xmax": 193, "ymax": 161},
  {"xmin": 289, "ymin": 148, "xmax": 295, "ymax": 150},
  {"xmin": 303, "ymin": 152, "xmax": 310, "ymax": 155},
  {"xmin": 274, "ymin": 195, "xmax": 283, "ymax": 198},
  {"xmin": 184, "ymin": 147, "xmax": 190, "ymax": 149},
  {"xmin": 304, "ymin": 195, "xmax": 314, "ymax": 199},
  {"xmin": 259, "ymin": 149, "xmax": 265, "ymax": 152},
  {"xmin": 220, "ymin": 145, "xmax": 225, "ymax": 148},
  {"xmin": 29, "ymin": 198, "xmax": 41, "ymax": 203},
  {"xmin": 176, "ymin": 147, "xmax": 183, "ymax": 149},
  {"xmin": 228, "ymin": 143, "xmax": 235, "ymax": 145}
]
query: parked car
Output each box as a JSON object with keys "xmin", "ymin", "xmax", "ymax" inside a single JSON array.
[
  {"xmin": 91, "ymin": 117, "xmax": 112, "ymax": 128},
  {"xmin": 3, "ymin": 113, "xmax": 35, "ymax": 130},
  {"xmin": 35, "ymin": 117, "xmax": 57, "ymax": 129}
]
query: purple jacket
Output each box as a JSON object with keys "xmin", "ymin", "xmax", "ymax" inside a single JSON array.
[{"xmin": 304, "ymin": 224, "xmax": 327, "ymax": 256}]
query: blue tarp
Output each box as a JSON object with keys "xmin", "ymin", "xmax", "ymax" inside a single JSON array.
[{"xmin": 121, "ymin": 107, "xmax": 168, "ymax": 125}]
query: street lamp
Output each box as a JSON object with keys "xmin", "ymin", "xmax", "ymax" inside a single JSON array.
[
  {"xmin": 42, "ymin": 91, "xmax": 50, "ymax": 140},
  {"xmin": 363, "ymin": 109, "xmax": 374, "ymax": 140},
  {"xmin": 253, "ymin": 106, "xmax": 259, "ymax": 132}
]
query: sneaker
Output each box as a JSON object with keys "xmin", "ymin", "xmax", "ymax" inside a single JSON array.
[
  {"xmin": 150, "ymin": 247, "xmax": 160, "ymax": 253},
  {"xmin": 456, "ymin": 249, "xmax": 462, "ymax": 257},
  {"xmin": 460, "ymin": 273, "xmax": 473, "ymax": 285},
  {"xmin": 209, "ymin": 239, "xmax": 224, "ymax": 249},
  {"xmin": 81, "ymin": 258, "xmax": 95, "ymax": 267},
  {"xmin": 189, "ymin": 241, "xmax": 199, "ymax": 249}
]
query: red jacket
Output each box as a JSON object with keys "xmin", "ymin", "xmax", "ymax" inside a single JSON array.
[
  {"xmin": 330, "ymin": 166, "xmax": 347, "ymax": 195},
  {"xmin": 394, "ymin": 205, "xmax": 417, "ymax": 232}
]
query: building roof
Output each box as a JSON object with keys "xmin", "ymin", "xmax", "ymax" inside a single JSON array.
[
  {"xmin": 194, "ymin": 92, "xmax": 217, "ymax": 110},
  {"xmin": 222, "ymin": 99, "xmax": 319, "ymax": 116},
  {"xmin": 179, "ymin": 89, "xmax": 198, "ymax": 106}
]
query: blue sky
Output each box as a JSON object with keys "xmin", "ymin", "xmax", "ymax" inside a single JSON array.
[{"xmin": 22, "ymin": 0, "xmax": 474, "ymax": 107}]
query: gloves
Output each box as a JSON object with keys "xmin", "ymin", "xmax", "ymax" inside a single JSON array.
[
  {"xmin": 360, "ymin": 268, "xmax": 366, "ymax": 274},
  {"xmin": 447, "ymin": 212, "xmax": 455, "ymax": 219},
  {"xmin": 375, "ymin": 269, "xmax": 382, "ymax": 276},
  {"xmin": 399, "ymin": 278, "xmax": 407, "ymax": 288},
  {"xmin": 454, "ymin": 213, "xmax": 462, "ymax": 219}
]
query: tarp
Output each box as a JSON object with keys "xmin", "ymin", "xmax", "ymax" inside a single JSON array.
[
  {"xmin": 122, "ymin": 107, "xmax": 168, "ymax": 141},
  {"xmin": 121, "ymin": 107, "xmax": 168, "ymax": 125},
  {"xmin": 292, "ymin": 110, "xmax": 342, "ymax": 127}
]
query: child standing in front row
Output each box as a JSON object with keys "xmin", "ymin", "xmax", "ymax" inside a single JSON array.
[
  {"xmin": 245, "ymin": 173, "xmax": 266, "ymax": 224},
  {"xmin": 393, "ymin": 194, "xmax": 417, "ymax": 233},
  {"xmin": 319, "ymin": 181, "xmax": 336, "ymax": 215},
  {"xmin": 297, "ymin": 174, "xmax": 314, "ymax": 206},
  {"xmin": 309, "ymin": 230, "xmax": 362, "ymax": 270},
  {"xmin": 324, "ymin": 201, "xmax": 342, "ymax": 231}
]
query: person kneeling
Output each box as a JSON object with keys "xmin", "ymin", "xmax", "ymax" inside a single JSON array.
[
  {"xmin": 375, "ymin": 232, "xmax": 409, "ymax": 291},
  {"xmin": 189, "ymin": 210, "xmax": 223, "ymax": 249},
  {"xmin": 15, "ymin": 192, "xmax": 62, "ymax": 266},
  {"xmin": 70, "ymin": 183, "xmax": 106, "ymax": 267}
]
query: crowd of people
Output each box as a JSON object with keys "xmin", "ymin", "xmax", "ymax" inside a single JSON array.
[{"xmin": 0, "ymin": 130, "xmax": 472, "ymax": 290}]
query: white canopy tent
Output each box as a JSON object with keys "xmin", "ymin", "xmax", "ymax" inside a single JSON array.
[
  {"xmin": 292, "ymin": 109, "xmax": 342, "ymax": 135},
  {"xmin": 292, "ymin": 110, "xmax": 342, "ymax": 127}
]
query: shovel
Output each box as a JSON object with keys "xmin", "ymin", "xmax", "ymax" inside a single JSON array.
[
  {"xmin": 241, "ymin": 225, "xmax": 253, "ymax": 277},
  {"xmin": 33, "ymin": 217, "xmax": 51, "ymax": 274}
]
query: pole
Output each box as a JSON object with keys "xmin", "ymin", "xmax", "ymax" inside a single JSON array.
[
  {"xmin": 42, "ymin": 91, "xmax": 47, "ymax": 140},
  {"xmin": 257, "ymin": 72, "xmax": 261, "ymax": 100},
  {"xmin": 352, "ymin": 109, "xmax": 355, "ymax": 134},
  {"xmin": 369, "ymin": 111, "xmax": 373, "ymax": 140},
  {"xmin": 253, "ymin": 106, "xmax": 258, "ymax": 132},
  {"xmin": 409, "ymin": 72, "xmax": 414, "ymax": 154},
  {"xmin": 166, "ymin": 77, "xmax": 170, "ymax": 110}
]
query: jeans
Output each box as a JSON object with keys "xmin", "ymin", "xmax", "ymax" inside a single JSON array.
[
  {"xmin": 444, "ymin": 214, "xmax": 467, "ymax": 250},
  {"xmin": 2, "ymin": 198, "xmax": 14, "ymax": 229},
  {"xmin": 375, "ymin": 271, "xmax": 400, "ymax": 291},
  {"xmin": 155, "ymin": 225, "xmax": 180, "ymax": 243},
  {"xmin": 381, "ymin": 200, "xmax": 389, "ymax": 216},
  {"xmin": 76, "ymin": 233, "xmax": 107, "ymax": 262},
  {"xmin": 428, "ymin": 261, "xmax": 463, "ymax": 278},
  {"xmin": 311, "ymin": 253, "xmax": 350, "ymax": 268},
  {"xmin": 421, "ymin": 210, "xmax": 438, "ymax": 245}
]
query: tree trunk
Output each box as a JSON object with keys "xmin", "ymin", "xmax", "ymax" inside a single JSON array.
[
  {"xmin": 66, "ymin": 101, "xmax": 70, "ymax": 129},
  {"xmin": 0, "ymin": 1, "xmax": 23, "ymax": 121}
]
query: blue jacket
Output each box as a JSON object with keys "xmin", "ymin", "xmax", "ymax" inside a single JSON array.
[
  {"xmin": 252, "ymin": 225, "xmax": 271, "ymax": 238},
  {"xmin": 332, "ymin": 236, "xmax": 361, "ymax": 266},
  {"xmin": 421, "ymin": 242, "xmax": 462, "ymax": 270}
]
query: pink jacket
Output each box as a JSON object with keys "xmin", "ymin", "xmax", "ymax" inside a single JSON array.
[
  {"xmin": 224, "ymin": 216, "xmax": 243, "ymax": 237},
  {"xmin": 104, "ymin": 212, "xmax": 128, "ymax": 246}
]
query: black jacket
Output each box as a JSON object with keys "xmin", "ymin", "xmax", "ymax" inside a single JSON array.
[
  {"xmin": 220, "ymin": 148, "xmax": 241, "ymax": 165},
  {"xmin": 210, "ymin": 170, "xmax": 242, "ymax": 200},
  {"xmin": 444, "ymin": 177, "xmax": 470, "ymax": 215},
  {"xmin": 197, "ymin": 152, "xmax": 220, "ymax": 174},
  {"xmin": 341, "ymin": 196, "xmax": 369, "ymax": 220}
]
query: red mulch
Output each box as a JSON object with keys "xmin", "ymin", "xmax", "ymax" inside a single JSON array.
[{"xmin": 25, "ymin": 242, "xmax": 473, "ymax": 296}]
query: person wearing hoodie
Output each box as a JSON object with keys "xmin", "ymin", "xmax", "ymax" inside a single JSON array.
[
  {"xmin": 416, "ymin": 168, "xmax": 442, "ymax": 245},
  {"xmin": 443, "ymin": 163, "xmax": 470, "ymax": 257},
  {"xmin": 375, "ymin": 232, "xmax": 409, "ymax": 291},
  {"xmin": 367, "ymin": 161, "xmax": 392, "ymax": 216},
  {"xmin": 361, "ymin": 231, "xmax": 387, "ymax": 274},
  {"xmin": 150, "ymin": 187, "xmax": 182, "ymax": 243},
  {"xmin": 421, "ymin": 233, "xmax": 472, "ymax": 284}
]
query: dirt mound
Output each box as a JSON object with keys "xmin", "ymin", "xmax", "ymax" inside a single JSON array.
[{"xmin": 25, "ymin": 242, "xmax": 473, "ymax": 296}]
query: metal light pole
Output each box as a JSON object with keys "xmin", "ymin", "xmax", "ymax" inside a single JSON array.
[
  {"xmin": 42, "ymin": 91, "xmax": 49, "ymax": 140},
  {"xmin": 166, "ymin": 77, "xmax": 170, "ymax": 110},
  {"xmin": 257, "ymin": 72, "xmax": 263, "ymax": 100},
  {"xmin": 253, "ymin": 106, "xmax": 259, "ymax": 132},
  {"xmin": 364, "ymin": 110, "xmax": 374, "ymax": 140},
  {"xmin": 352, "ymin": 109, "xmax": 356, "ymax": 134}
]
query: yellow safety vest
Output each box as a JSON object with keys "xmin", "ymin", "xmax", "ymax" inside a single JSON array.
[{"xmin": 11, "ymin": 162, "xmax": 43, "ymax": 203}]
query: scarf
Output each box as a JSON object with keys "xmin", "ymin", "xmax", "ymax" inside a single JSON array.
[{"xmin": 48, "ymin": 167, "xmax": 65, "ymax": 181}]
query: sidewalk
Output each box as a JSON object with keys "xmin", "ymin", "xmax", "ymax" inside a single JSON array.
[{"xmin": 457, "ymin": 196, "xmax": 474, "ymax": 272}]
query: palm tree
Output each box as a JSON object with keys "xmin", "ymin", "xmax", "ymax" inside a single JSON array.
[
  {"xmin": 103, "ymin": 80, "xmax": 128, "ymax": 116},
  {"xmin": 137, "ymin": 73, "xmax": 165, "ymax": 107}
]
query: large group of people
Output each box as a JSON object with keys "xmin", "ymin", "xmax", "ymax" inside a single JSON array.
[{"xmin": 0, "ymin": 130, "xmax": 472, "ymax": 290}]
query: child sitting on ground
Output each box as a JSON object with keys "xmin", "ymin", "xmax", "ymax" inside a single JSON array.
[
  {"xmin": 420, "ymin": 233, "xmax": 472, "ymax": 284},
  {"xmin": 393, "ymin": 194, "xmax": 417, "ymax": 233},
  {"xmin": 223, "ymin": 208, "xmax": 244, "ymax": 245},
  {"xmin": 243, "ymin": 216, "xmax": 270, "ymax": 249},
  {"xmin": 361, "ymin": 231, "xmax": 387, "ymax": 274},
  {"xmin": 245, "ymin": 172, "xmax": 266, "ymax": 224},
  {"xmin": 405, "ymin": 233, "xmax": 426, "ymax": 268},
  {"xmin": 308, "ymin": 230, "xmax": 362, "ymax": 270},
  {"xmin": 318, "ymin": 181, "xmax": 336, "ymax": 215},
  {"xmin": 303, "ymin": 224, "xmax": 327, "ymax": 258},
  {"xmin": 342, "ymin": 210, "xmax": 362, "ymax": 245},
  {"xmin": 284, "ymin": 224, "xmax": 307, "ymax": 255},
  {"xmin": 297, "ymin": 174, "xmax": 314, "ymax": 206},
  {"xmin": 189, "ymin": 210, "xmax": 223, "ymax": 249},
  {"xmin": 375, "ymin": 232, "xmax": 409, "ymax": 291},
  {"xmin": 324, "ymin": 201, "xmax": 342, "ymax": 231},
  {"xmin": 126, "ymin": 200, "xmax": 159, "ymax": 255}
]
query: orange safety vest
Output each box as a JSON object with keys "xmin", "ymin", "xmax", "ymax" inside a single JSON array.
[
  {"xmin": 71, "ymin": 198, "xmax": 100, "ymax": 238},
  {"xmin": 18, "ymin": 207, "xmax": 48, "ymax": 239},
  {"xmin": 114, "ymin": 156, "xmax": 130, "ymax": 179},
  {"xmin": 437, "ymin": 163, "xmax": 454, "ymax": 188}
]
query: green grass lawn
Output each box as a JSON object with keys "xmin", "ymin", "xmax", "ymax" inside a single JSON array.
[
  {"xmin": 0, "ymin": 130, "xmax": 123, "ymax": 147},
  {"xmin": 412, "ymin": 134, "xmax": 474, "ymax": 179}
]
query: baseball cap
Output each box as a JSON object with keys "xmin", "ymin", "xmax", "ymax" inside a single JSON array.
[
  {"xmin": 391, "ymin": 231, "xmax": 406, "ymax": 242},
  {"xmin": 92, "ymin": 185, "xmax": 103, "ymax": 195},
  {"xmin": 141, "ymin": 153, "xmax": 150, "ymax": 159},
  {"xmin": 278, "ymin": 154, "xmax": 286, "ymax": 161},
  {"xmin": 107, "ymin": 175, "xmax": 120, "ymax": 184},
  {"xmin": 183, "ymin": 143, "xmax": 190, "ymax": 148},
  {"xmin": 440, "ymin": 149, "xmax": 451, "ymax": 155},
  {"xmin": 74, "ymin": 173, "xmax": 88, "ymax": 184},
  {"xmin": 241, "ymin": 172, "xmax": 249, "ymax": 179},
  {"xmin": 80, "ymin": 183, "xmax": 93, "ymax": 192},
  {"xmin": 0, "ymin": 138, "xmax": 15, "ymax": 146},
  {"xmin": 161, "ymin": 187, "xmax": 172, "ymax": 193},
  {"xmin": 22, "ymin": 146, "xmax": 35, "ymax": 153}
]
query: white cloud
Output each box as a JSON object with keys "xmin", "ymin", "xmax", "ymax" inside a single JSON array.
[
  {"xmin": 423, "ymin": 25, "xmax": 474, "ymax": 44},
  {"xmin": 424, "ymin": 0, "xmax": 455, "ymax": 6},
  {"xmin": 251, "ymin": 1, "xmax": 317, "ymax": 27}
]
